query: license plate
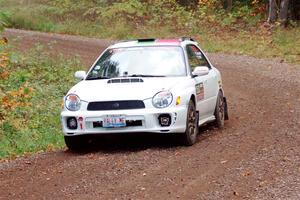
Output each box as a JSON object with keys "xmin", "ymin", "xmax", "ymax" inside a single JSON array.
[{"xmin": 103, "ymin": 115, "xmax": 126, "ymax": 128}]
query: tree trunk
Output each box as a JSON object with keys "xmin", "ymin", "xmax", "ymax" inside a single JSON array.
[
  {"xmin": 177, "ymin": 0, "xmax": 198, "ymax": 8},
  {"xmin": 289, "ymin": 0, "xmax": 298, "ymax": 21},
  {"xmin": 279, "ymin": 0, "xmax": 290, "ymax": 26},
  {"xmin": 223, "ymin": 0, "xmax": 233, "ymax": 11},
  {"xmin": 267, "ymin": 0, "xmax": 278, "ymax": 23},
  {"xmin": 296, "ymin": 0, "xmax": 300, "ymax": 20}
]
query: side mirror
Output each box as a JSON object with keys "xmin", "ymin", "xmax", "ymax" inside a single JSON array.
[
  {"xmin": 74, "ymin": 71, "xmax": 86, "ymax": 80},
  {"xmin": 192, "ymin": 66, "xmax": 209, "ymax": 77}
]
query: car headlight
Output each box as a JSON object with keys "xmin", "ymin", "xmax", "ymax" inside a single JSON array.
[
  {"xmin": 65, "ymin": 94, "xmax": 81, "ymax": 111},
  {"xmin": 152, "ymin": 91, "xmax": 173, "ymax": 108}
]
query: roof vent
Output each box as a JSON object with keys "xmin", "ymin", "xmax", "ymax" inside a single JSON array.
[
  {"xmin": 116, "ymin": 38, "xmax": 156, "ymax": 44},
  {"xmin": 180, "ymin": 37, "xmax": 195, "ymax": 42},
  {"xmin": 138, "ymin": 38, "xmax": 156, "ymax": 42}
]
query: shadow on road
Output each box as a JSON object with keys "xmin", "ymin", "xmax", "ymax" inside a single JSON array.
[{"xmin": 63, "ymin": 122, "xmax": 217, "ymax": 156}]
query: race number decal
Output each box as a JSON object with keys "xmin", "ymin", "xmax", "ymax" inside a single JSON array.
[{"xmin": 196, "ymin": 83, "xmax": 204, "ymax": 101}]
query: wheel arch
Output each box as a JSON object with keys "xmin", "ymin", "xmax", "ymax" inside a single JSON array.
[
  {"xmin": 219, "ymin": 87, "xmax": 225, "ymax": 96},
  {"xmin": 190, "ymin": 94, "xmax": 199, "ymax": 123},
  {"xmin": 190, "ymin": 94, "xmax": 196, "ymax": 106},
  {"xmin": 218, "ymin": 88, "xmax": 229, "ymax": 120}
]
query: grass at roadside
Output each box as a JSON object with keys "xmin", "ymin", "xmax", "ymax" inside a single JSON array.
[
  {"xmin": 0, "ymin": 0, "xmax": 299, "ymax": 65},
  {"xmin": 0, "ymin": 42, "xmax": 81, "ymax": 159},
  {"xmin": 198, "ymin": 28, "xmax": 300, "ymax": 64}
]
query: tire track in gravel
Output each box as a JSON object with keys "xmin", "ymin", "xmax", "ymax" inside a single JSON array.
[{"xmin": 1, "ymin": 28, "xmax": 299, "ymax": 200}]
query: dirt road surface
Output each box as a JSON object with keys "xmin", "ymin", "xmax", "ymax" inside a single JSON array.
[{"xmin": 1, "ymin": 29, "xmax": 300, "ymax": 200}]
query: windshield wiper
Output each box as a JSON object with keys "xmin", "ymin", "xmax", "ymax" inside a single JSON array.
[
  {"xmin": 86, "ymin": 76, "xmax": 110, "ymax": 80},
  {"xmin": 128, "ymin": 74, "xmax": 166, "ymax": 77}
]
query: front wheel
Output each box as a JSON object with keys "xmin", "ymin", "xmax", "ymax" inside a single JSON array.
[{"xmin": 182, "ymin": 100, "xmax": 198, "ymax": 146}]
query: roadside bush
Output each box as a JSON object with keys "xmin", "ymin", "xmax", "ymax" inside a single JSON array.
[
  {"xmin": 194, "ymin": 0, "xmax": 266, "ymax": 31},
  {"xmin": 0, "ymin": 0, "xmax": 279, "ymax": 37},
  {"xmin": 81, "ymin": 0, "xmax": 193, "ymax": 37},
  {"xmin": 0, "ymin": 41, "xmax": 81, "ymax": 159}
]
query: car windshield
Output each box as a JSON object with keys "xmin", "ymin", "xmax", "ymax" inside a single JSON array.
[{"xmin": 86, "ymin": 46, "xmax": 186, "ymax": 80}]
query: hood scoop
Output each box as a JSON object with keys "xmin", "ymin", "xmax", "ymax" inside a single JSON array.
[{"xmin": 107, "ymin": 78, "xmax": 144, "ymax": 84}]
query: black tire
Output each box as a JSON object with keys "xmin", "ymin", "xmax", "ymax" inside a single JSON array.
[
  {"xmin": 214, "ymin": 91, "xmax": 225, "ymax": 128},
  {"xmin": 64, "ymin": 135, "xmax": 89, "ymax": 151},
  {"xmin": 182, "ymin": 100, "xmax": 198, "ymax": 146}
]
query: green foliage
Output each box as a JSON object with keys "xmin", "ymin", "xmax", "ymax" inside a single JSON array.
[
  {"xmin": 2, "ymin": 8, "xmax": 56, "ymax": 32},
  {"xmin": 0, "ymin": 43, "xmax": 81, "ymax": 159},
  {"xmin": 79, "ymin": 0, "xmax": 194, "ymax": 37},
  {"xmin": 0, "ymin": 22, "xmax": 4, "ymax": 32},
  {"xmin": 272, "ymin": 28, "xmax": 300, "ymax": 63},
  {"xmin": 0, "ymin": 11, "xmax": 10, "ymax": 31},
  {"xmin": 0, "ymin": 0, "xmax": 299, "ymax": 61},
  {"xmin": 0, "ymin": 0, "xmax": 280, "ymax": 37}
]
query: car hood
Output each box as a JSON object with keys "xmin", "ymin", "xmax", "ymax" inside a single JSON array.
[{"xmin": 68, "ymin": 77, "xmax": 188, "ymax": 102}]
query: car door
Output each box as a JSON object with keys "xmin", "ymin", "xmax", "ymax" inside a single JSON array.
[
  {"xmin": 186, "ymin": 44, "xmax": 217, "ymax": 119},
  {"xmin": 198, "ymin": 49, "xmax": 219, "ymax": 116}
]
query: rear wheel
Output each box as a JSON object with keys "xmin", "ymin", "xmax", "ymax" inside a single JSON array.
[
  {"xmin": 182, "ymin": 100, "xmax": 198, "ymax": 146},
  {"xmin": 64, "ymin": 135, "xmax": 89, "ymax": 151},
  {"xmin": 214, "ymin": 91, "xmax": 225, "ymax": 128}
]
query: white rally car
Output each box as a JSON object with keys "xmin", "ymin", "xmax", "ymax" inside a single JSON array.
[{"xmin": 61, "ymin": 38, "xmax": 228, "ymax": 150}]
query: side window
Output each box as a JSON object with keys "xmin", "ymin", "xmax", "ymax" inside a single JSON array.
[{"xmin": 186, "ymin": 45, "xmax": 210, "ymax": 70}]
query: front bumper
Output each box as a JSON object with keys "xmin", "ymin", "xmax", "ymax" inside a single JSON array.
[{"xmin": 61, "ymin": 106, "xmax": 188, "ymax": 136}]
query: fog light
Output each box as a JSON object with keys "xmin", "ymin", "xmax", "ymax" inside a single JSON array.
[
  {"xmin": 158, "ymin": 114, "xmax": 171, "ymax": 127},
  {"xmin": 67, "ymin": 117, "xmax": 77, "ymax": 130}
]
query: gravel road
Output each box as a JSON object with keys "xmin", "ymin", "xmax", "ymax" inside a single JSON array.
[{"xmin": 1, "ymin": 29, "xmax": 299, "ymax": 200}]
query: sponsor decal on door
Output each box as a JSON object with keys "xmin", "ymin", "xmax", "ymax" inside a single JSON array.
[{"xmin": 196, "ymin": 83, "xmax": 204, "ymax": 101}]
